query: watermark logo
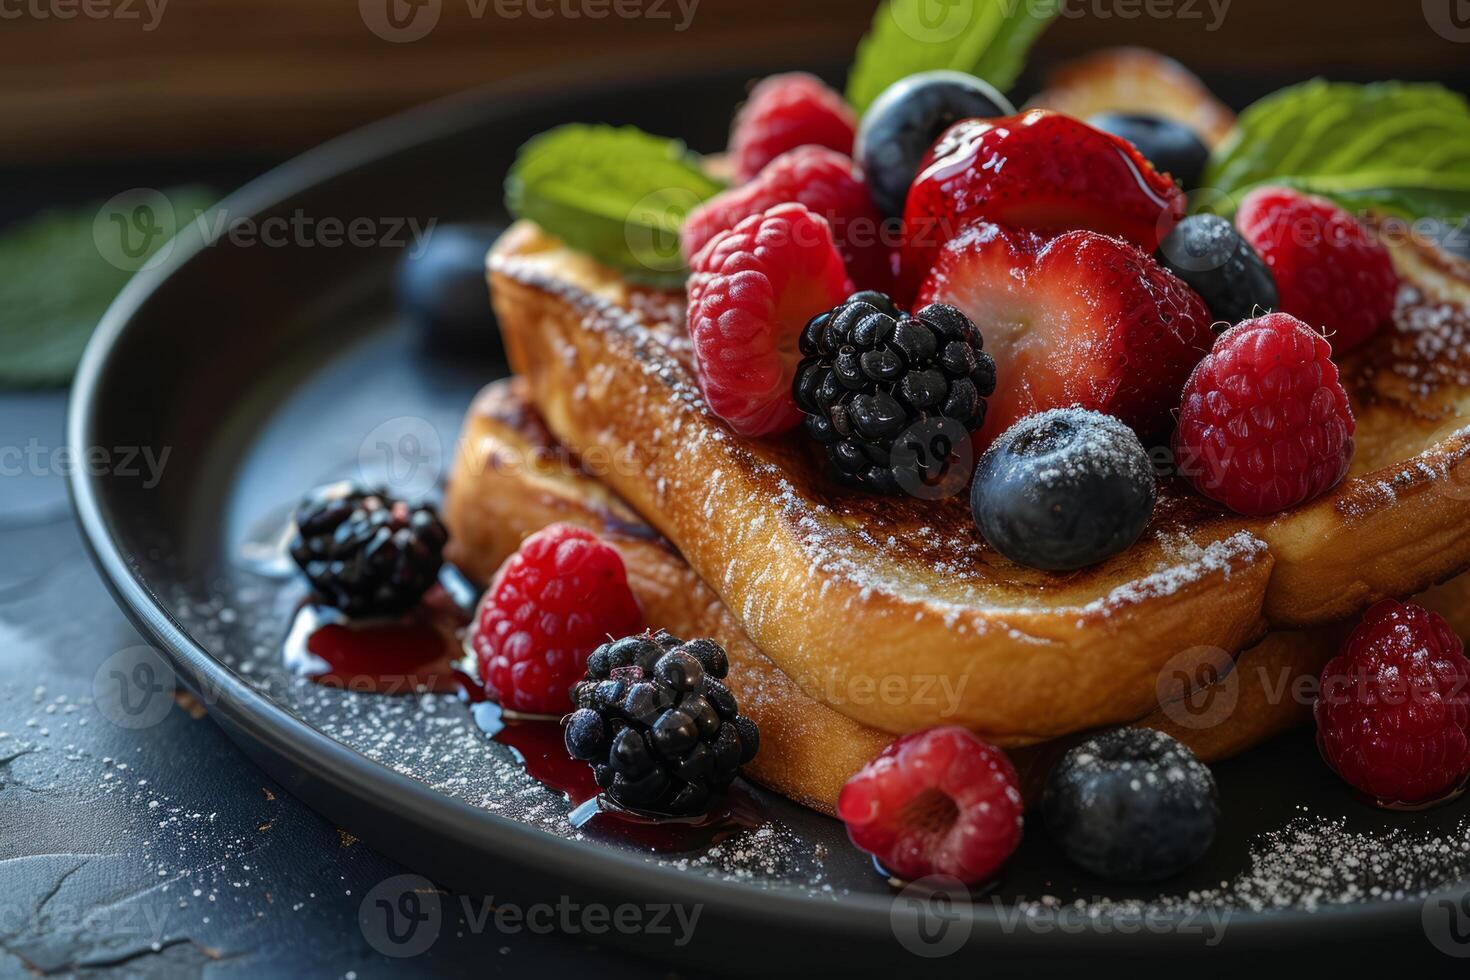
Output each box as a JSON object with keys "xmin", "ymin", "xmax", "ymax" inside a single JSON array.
[
  {"xmin": 94, "ymin": 188, "xmax": 178, "ymax": 273},
  {"xmin": 1154, "ymin": 645, "xmax": 1239, "ymax": 731},
  {"xmin": 890, "ymin": 875, "xmax": 973, "ymax": 958},
  {"xmin": 93, "ymin": 645, "xmax": 176, "ymax": 730},
  {"xmin": 1423, "ymin": 891, "xmax": 1470, "ymax": 957},
  {"xmin": 360, "ymin": 0, "xmax": 442, "ymax": 41},
  {"xmin": 360, "ymin": 874, "xmax": 443, "ymax": 957},
  {"xmin": 626, "ymin": 187, "xmax": 702, "ymax": 277},
  {"xmin": 359, "ymin": 416, "xmax": 444, "ymax": 498},
  {"xmin": 891, "ymin": 416, "xmax": 976, "ymax": 500},
  {"xmin": 1425, "ymin": 0, "xmax": 1470, "ymax": 42},
  {"xmin": 892, "ymin": 0, "xmax": 974, "ymax": 43}
]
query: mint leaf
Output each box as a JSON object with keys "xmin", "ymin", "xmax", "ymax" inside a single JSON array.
[
  {"xmin": 505, "ymin": 124, "xmax": 724, "ymax": 288},
  {"xmin": 0, "ymin": 187, "xmax": 215, "ymax": 388},
  {"xmin": 1202, "ymin": 80, "xmax": 1470, "ymax": 220},
  {"xmin": 846, "ymin": 0, "xmax": 1058, "ymax": 113}
]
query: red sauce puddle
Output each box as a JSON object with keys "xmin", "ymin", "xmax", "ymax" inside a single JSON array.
[{"xmin": 284, "ymin": 589, "xmax": 761, "ymax": 852}]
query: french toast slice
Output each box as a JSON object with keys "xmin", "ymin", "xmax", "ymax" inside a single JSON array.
[
  {"xmin": 486, "ymin": 221, "xmax": 1470, "ymax": 743},
  {"xmin": 445, "ymin": 379, "xmax": 1361, "ymax": 812}
]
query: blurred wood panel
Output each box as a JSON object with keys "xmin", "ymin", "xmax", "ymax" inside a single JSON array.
[{"xmin": 1, "ymin": 0, "xmax": 1466, "ymax": 162}]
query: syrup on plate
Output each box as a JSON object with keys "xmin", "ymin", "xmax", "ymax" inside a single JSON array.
[
  {"xmin": 283, "ymin": 585, "xmax": 763, "ymax": 852},
  {"xmin": 282, "ymin": 583, "xmax": 476, "ymax": 696},
  {"xmin": 470, "ymin": 701, "xmax": 761, "ymax": 852}
]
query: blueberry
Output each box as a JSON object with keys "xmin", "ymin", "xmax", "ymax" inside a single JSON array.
[
  {"xmin": 1087, "ymin": 113, "xmax": 1209, "ymax": 191},
  {"xmin": 1042, "ymin": 729, "xmax": 1219, "ymax": 882},
  {"xmin": 1157, "ymin": 214, "xmax": 1278, "ymax": 327},
  {"xmin": 394, "ymin": 223, "xmax": 502, "ymax": 350},
  {"xmin": 563, "ymin": 708, "xmax": 606, "ymax": 761},
  {"xmin": 971, "ymin": 409, "xmax": 1156, "ymax": 571},
  {"xmin": 857, "ymin": 70, "xmax": 1015, "ymax": 217}
]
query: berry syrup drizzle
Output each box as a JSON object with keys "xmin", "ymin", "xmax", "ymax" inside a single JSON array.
[
  {"xmin": 282, "ymin": 575, "xmax": 479, "ymax": 697},
  {"xmin": 470, "ymin": 701, "xmax": 761, "ymax": 852},
  {"xmin": 282, "ymin": 567, "xmax": 761, "ymax": 852}
]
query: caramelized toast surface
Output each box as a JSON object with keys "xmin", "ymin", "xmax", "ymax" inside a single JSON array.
[
  {"xmin": 446, "ymin": 380, "xmax": 1359, "ymax": 811},
  {"xmin": 487, "ymin": 222, "xmax": 1470, "ymax": 742}
]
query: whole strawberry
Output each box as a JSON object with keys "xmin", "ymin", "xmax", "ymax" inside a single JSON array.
[
  {"xmin": 1236, "ymin": 187, "xmax": 1399, "ymax": 353},
  {"xmin": 1315, "ymin": 599, "xmax": 1470, "ymax": 807},
  {"xmin": 686, "ymin": 203, "xmax": 852, "ymax": 436},
  {"xmin": 729, "ymin": 73, "xmax": 857, "ymax": 183},
  {"xmin": 473, "ymin": 523, "xmax": 643, "ymax": 715},
  {"xmin": 1173, "ymin": 312, "xmax": 1355, "ymax": 515}
]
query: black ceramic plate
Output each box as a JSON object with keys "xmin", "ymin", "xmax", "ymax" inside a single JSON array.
[{"xmin": 69, "ymin": 63, "xmax": 1470, "ymax": 974}]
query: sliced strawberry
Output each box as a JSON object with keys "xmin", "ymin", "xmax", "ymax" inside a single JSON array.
[
  {"xmin": 900, "ymin": 110, "xmax": 1187, "ymax": 297},
  {"xmin": 918, "ymin": 222, "xmax": 1213, "ymax": 450}
]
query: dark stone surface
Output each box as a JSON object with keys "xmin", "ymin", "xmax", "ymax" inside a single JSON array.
[{"xmin": 0, "ymin": 391, "xmax": 685, "ymax": 978}]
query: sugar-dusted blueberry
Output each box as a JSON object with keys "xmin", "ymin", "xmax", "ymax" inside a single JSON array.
[
  {"xmin": 1157, "ymin": 214, "xmax": 1278, "ymax": 326},
  {"xmin": 1042, "ymin": 728, "xmax": 1219, "ymax": 881},
  {"xmin": 971, "ymin": 409, "xmax": 1156, "ymax": 571}
]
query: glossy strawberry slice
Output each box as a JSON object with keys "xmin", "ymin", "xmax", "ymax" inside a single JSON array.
[
  {"xmin": 918, "ymin": 222, "xmax": 1213, "ymax": 450},
  {"xmin": 900, "ymin": 110, "xmax": 1187, "ymax": 297}
]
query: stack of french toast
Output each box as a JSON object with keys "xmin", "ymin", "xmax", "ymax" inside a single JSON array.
[{"xmin": 443, "ymin": 49, "xmax": 1470, "ymax": 817}]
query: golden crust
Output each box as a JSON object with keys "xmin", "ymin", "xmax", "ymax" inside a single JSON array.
[
  {"xmin": 485, "ymin": 219, "xmax": 1470, "ymax": 743},
  {"xmin": 489, "ymin": 223, "xmax": 1281, "ymax": 741},
  {"xmin": 444, "ymin": 379, "xmax": 1439, "ymax": 813}
]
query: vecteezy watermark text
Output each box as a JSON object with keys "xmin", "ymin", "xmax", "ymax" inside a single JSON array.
[
  {"xmin": 359, "ymin": 874, "xmax": 702, "ymax": 958},
  {"xmin": 0, "ymin": 440, "xmax": 170, "ymax": 489},
  {"xmin": 0, "ymin": 0, "xmax": 167, "ymax": 31},
  {"xmin": 93, "ymin": 188, "xmax": 438, "ymax": 272},
  {"xmin": 359, "ymin": 0, "xmax": 698, "ymax": 43}
]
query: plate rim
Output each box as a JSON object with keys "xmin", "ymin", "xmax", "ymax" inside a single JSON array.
[{"xmin": 64, "ymin": 60, "xmax": 1470, "ymax": 954}]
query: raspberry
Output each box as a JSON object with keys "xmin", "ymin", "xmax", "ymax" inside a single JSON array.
[
  {"xmin": 472, "ymin": 523, "xmax": 642, "ymax": 715},
  {"xmin": 729, "ymin": 72, "xmax": 857, "ymax": 183},
  {"xmin": 683, "ymin": 146, "xmax": 894, "ymax": 292},
  {"xmin": 1173, "ymin": 312, "xmax": 1355, "ymax": 516},
  {"xmin": 1237, "ymin": 187, "xmax": 1399, "ymax": 353},
  {"xmin": 836, "ymin": 727, "xmax": 1022, "ymax": 884},
  {"xmin": 1315, "ymin": 599, "xmax": 1470, "ymax": 806},
  {"xmin": 686, "ymin": 203, "xmax": 852, "ymax": 436}
]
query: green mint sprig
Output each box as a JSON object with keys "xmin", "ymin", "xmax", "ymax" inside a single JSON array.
[
  {"xmin": 846, "ymin": 0, "xmax": 1059, "ymax": 113},
  {"xmin": 1202, "ymin": 80, "xmax": 1470, "ymax": 221},
  {"xmin": 504, "ymin": 124, "xmax": 725, "ymax": 289}
]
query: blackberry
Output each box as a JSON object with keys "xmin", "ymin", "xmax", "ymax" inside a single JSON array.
[
  {"xmin": 288, "ymin": 484, "xmax": 448, "ymax": 616},
  {"xmin": 793, "ymin": 292, "xmax": 996, "ymax": 495},
  {"xmin": 564, "ymin": 631, "xmax": 759, "ymax": 817}
]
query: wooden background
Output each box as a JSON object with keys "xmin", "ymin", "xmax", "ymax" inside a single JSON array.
[{"xmin": 3, "ymin": 0, "xmax": 1468, "ymax": 162}]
